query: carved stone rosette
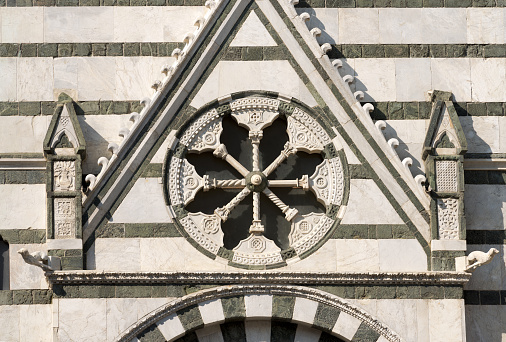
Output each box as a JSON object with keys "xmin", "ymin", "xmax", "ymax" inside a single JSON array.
[{"xmin": 165, "ymin": 95, "xmax": 348, "ymax": 269}]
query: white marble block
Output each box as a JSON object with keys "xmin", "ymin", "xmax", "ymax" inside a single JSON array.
[
  {"xmin": 1, "ymin": 7, "xmax": 43, "ymax": 43},
  {"xmin": 230, "ymin": 11, "xmax": 277, "ymax": 47},
  {"xmin": 341, "ymin": 179, "xmax": 403, "ymax": 224},
  {"xmin": 190, "ymin": 61, "xmax": 317, "ymax": 109},
  {"xmin": 0, "ymin": 184, "xmax": 46, "ymax": 230},
  {"xmin": 244, "ymin": 294, "xmax": 273, "ymax": 319},
  {"xmin": 58, "ymin": 299, "xmax": 107, "ymax": 342},
  {"xmin": 111, "ymin": 178, "xmax": 172, "ymax": 224}
]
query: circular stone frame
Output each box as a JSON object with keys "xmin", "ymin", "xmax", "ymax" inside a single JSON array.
[{"xmin": 163, "ymin": 92, "xmax": 350, "ymax": 269}]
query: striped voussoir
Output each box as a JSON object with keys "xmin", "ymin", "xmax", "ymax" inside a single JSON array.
[{"xmin": 118, "ymin": 285, "xmax": 400, "ymax": 342}]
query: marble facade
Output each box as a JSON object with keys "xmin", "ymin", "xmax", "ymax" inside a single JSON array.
[{"xmin": 0, "ymin": 0, "xmax": 504, "ymax": 341}]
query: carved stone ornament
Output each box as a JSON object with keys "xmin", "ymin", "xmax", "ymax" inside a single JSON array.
[
  {"xmin": 50, "ymin": 106, "xmax": 79, "ymax": 149},
  {"xmin": 53, "ymin": 161, "xmax": 76, "ymax": 191},
  {"xmin": 179, "ymin": 109, "xmax": 223, "ymax": 153},
  {"xmin": 437, "ymin": 198, "xmax": 459, "ymax": 240},
  {"xmin": 54, "ymin": 197, "xmax": 76, "ymax": 239},
  {"xmin": 435, "ymin": 160, "xmax": 457, "ymax": 192},
  {"xmin": 165, "ymin": 96, "xmax": 347, "ymax": 268},
  {"xmin": 309, "ymin": 159, "xmax": 345, "ymax": 206},
  {"xmin": 432, "ymin": 106, "xmax": 459, "ymax": 149},
  {"xmin": 168, "ymin": 158, "xmax": 205, "ymax": 206}
]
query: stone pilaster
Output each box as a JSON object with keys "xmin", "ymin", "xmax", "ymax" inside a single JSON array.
[{"xmin": 43, "ymin": 93, "xmax": 86, "ymax": 270}]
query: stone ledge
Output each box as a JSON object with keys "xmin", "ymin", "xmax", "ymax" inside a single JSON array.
[
  {"xmin": 464, "ymin": 159, "xmax": 506, "ymax": 171},
  {"xmin": 47, "ymin": 271, "xmax": 472, "ymax": 285},
  {"xmin": 0, "ymin": 158, "xmax": 46, "ymax": 171}
]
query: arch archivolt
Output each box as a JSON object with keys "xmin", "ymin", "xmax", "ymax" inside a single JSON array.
[{"xmin": 116, "ymin": 284, "xmax": 403, "ymax": 342}]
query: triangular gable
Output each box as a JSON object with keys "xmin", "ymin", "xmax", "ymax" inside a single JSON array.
[
  {"xmin": 82, "ymin": 0, "xmax": 434, "ymax": 267},
  {"xmin": 422, "ymin": 90, "xmax": 468, "ymax": 160},
  {"xmin": 230, "ymin": 11, "xmax": 277, "ymax": 46},
  {"xmin": 43, "ymin": 92, "xmax": 86, "ymax": 157}
]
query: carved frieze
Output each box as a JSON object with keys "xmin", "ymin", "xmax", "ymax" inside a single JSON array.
[{"xmin": 180, "ymin": 215, "xmax": 221, "ymax": 255}]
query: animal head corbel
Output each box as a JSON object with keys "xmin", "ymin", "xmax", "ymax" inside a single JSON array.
[
  {"xmin": 464, "ymin": 248, "xmax": 499, "ymax": 273},
  {"xmin": 18, "ymin": 248, "xmax": 54, "ymax": 272}
]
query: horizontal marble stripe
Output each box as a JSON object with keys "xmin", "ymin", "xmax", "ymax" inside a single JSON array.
[
  {"xmin": 329, "ymin": 44, "xmax": 505, "ymax": 59},
  {"xmin": 365, "ymin": 102, "xmax": 505, "ymax": 120},
  {"xmin": 467, "ymin": 230, "xmax": 506, "ymax": 244},
  {"xmin": 0, "ymin": 289, "xmax": 52, "ymax": 305},
  {"xmin": 0, "ymin": 57, "xmax": 504, "ymax": 102},
  {"xmin": 0, "ymin": 170, "xmax": 45, "ymax": 184},
  {"xmin": 48, "ymin": 283, "xmax": 462, "ymax": 300},
  {"xmin": 0, "ymin": 42, "xmax": 184, "ymax": 57},
  {"xmin": 1, "ymin": 43, "xmax": 503, "ymax": 59},
  {"xmin": 1, "ymin": 0, "xmax": 504, "ymax": 6},
  {"xmin": 465, "ymin": 153, "xmax": 506, "ymax": 159},
  {"xmin": 465, "ymin": 171, "xmax": 506, "ymax": 184},
  {"xmin": 0, "ymin": 56, "xmax": 175, "ymax": 101},
  {"xmin": 0, "ymin": 228, "xmax": 46, "ymax": 244},
  {"xmin": 464, "ymin": 290, "xmax": 506, "ymax": 305},
  {"xmin": 95, "ymin": 223, "xmax": 182, "ymax": 238},
  {"xmin": 1, "ymin": 0, "xmax": 205, "ymax": 5},
  {"xmin": 2, "ymin": 101, "xmax": 505, "ymax": 117},
  {"xmin": 339, "ymin": 58, "xmax": 506, "ymax": 102},
  {"xmin": 0, "ymin": 7, "xmax": 204, "ymax": 43},
  {"xmin": 295, "ymin": 7, "xmax": 505, "ymax": 45},
  {"xmin": 296, "ymin": 0, "xmax": 506, "ymax": 7}
]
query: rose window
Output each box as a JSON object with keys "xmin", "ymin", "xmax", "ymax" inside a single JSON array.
[{"xmin": 164, "ymin": 95, "xmax": 348, "ymax": 268}]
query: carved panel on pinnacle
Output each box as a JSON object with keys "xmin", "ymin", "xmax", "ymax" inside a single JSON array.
[
  {"xmin": 54, "ymin": 197, "xmax": 76, "ymax": 239},
  {"xmin": 164, "ymin": 95, "xmax": 349, "ymax": 268},
  {"xmin": 53, "ymin": 161, "xmax": 76, "ymax": 191},
  {"xmin": 437, "ymin": 198, "xmax": 459, "ymax": 240}
]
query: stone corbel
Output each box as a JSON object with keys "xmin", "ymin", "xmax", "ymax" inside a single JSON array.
[{"xmin": 456, "ymin": 248, "xmax": 499, "ymax": 273}]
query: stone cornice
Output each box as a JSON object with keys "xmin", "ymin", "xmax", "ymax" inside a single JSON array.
[{"xmin": 47, "ymin": 271, "xmax": 472, "ymax": 285}]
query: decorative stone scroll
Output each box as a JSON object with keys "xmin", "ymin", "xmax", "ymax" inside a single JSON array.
[
  {"xmin": 437, "ymin": 198, "xmax": 459, "ymax": 240},
  {"xmin": 165, "ymin": 95, "xmax": 348, "ymax": 268},
  {"xmin": 435, "ymin": 160, "xmax": 457, "ymax": 192},
  {"xmin": 54, "ymin": 197, "xmax": 76, "ymax": 239}
]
